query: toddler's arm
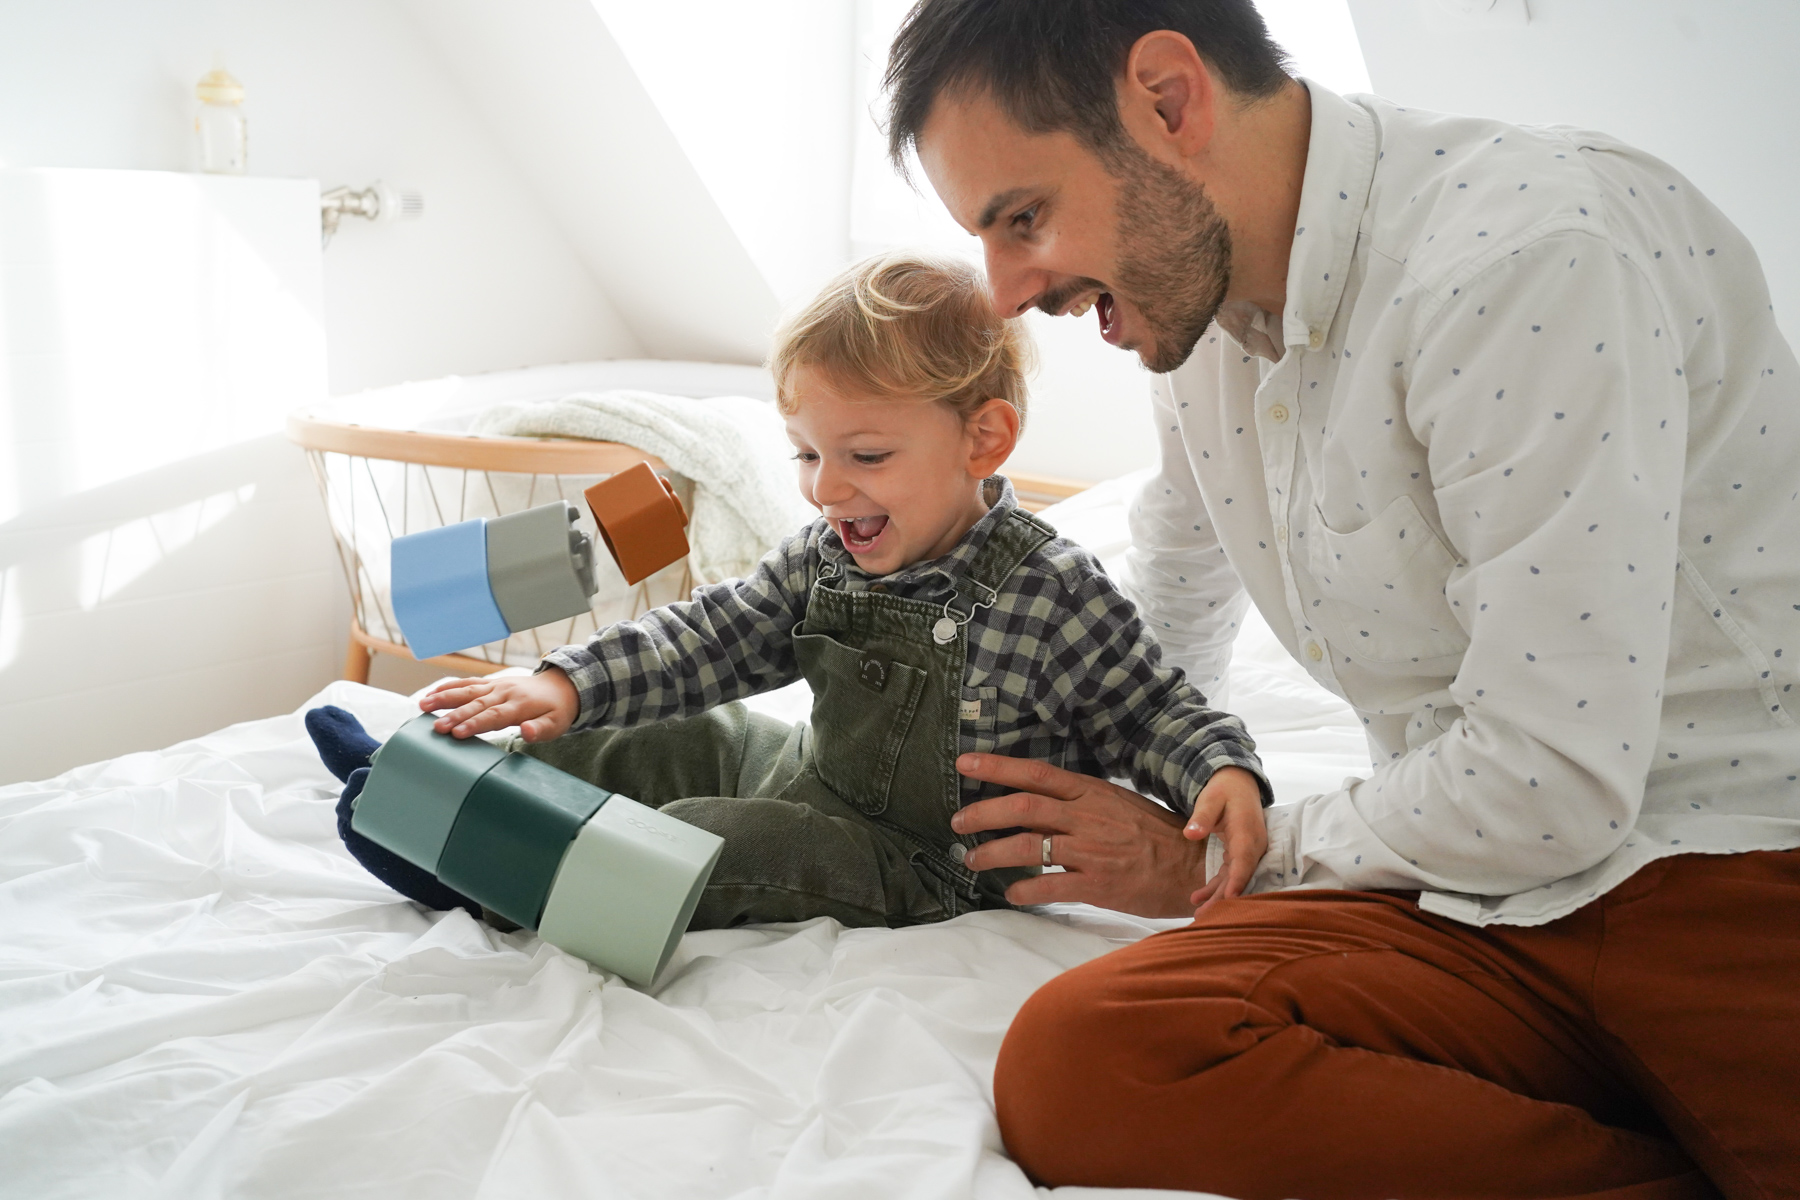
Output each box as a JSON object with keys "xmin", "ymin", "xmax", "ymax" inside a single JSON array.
[
  {"xmin": 535, "ymin": 526, "xmax": 819, "ymax": 734},
  {"xmin": 1038, "ymin": 546, "xmax": 1272, "ymax": 814}
]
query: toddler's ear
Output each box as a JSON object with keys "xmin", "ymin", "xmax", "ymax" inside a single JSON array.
[{"xmin": 965, "ymin": 398, "xmax": 1021, "ymax": 478}]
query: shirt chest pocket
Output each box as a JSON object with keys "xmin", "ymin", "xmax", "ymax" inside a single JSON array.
[{"xmin": 1307, "ymin": 494, "xmax": 1469, "ymax": 665}]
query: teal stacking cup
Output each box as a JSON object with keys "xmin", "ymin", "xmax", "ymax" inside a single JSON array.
[{"xmin": 351, "ymin": 714, "xmax": 723, "ymax": 986}]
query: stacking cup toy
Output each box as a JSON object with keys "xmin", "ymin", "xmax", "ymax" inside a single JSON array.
[
  {"xmin": 389, "ymin": 462, "xmax": 692, "ymax": 659},
  {"xmin": 352, "ymin": 714, "xmax": 724, "ymax": 986},
  {"xmin": 581, "ymin": 461, "xmax": 691, "ymax": 586}
]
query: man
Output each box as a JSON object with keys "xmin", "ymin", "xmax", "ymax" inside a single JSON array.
[{"xmin": 885, "ymin": 1, "xmax": 1800, "ymax": 1197}]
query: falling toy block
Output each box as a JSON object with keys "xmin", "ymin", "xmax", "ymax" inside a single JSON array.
[
  {"xmin": 582, "ymin": 461, "xmax": 690, "ymax": 585},
  {"xmin": 388, "ymin": 463, "xmax": 691, "ymax": 661},
  {"xmin": 352, "ymin": 714, "xmax": 723, "ymax": 986}
]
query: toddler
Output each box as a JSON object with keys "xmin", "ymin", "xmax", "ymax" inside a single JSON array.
[{"xmin": 313, "ymin": 252, "xmax": 1268, "ymax": 929}]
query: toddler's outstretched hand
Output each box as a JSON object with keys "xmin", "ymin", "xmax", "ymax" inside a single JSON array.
[{"xmin": 420, "ymin": 667, "xmax": 579, "ymax": 743}]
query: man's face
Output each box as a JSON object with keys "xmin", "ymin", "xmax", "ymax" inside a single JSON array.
[{"xmin": 917, "ymin": 88, "xmax": 1232, "ymax": 374}]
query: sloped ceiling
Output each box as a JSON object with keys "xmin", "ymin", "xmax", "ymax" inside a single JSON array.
[{"xmin": 401, "ymin": 0, "xmax": 780, "ymax": 364}]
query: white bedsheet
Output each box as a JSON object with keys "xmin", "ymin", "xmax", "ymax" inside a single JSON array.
[{"xmin": 0, "ymin": 479, "xmax": 1366, "ymax": 1200}]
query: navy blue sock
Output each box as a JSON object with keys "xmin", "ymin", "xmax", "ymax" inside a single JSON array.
[
  {"xmin": 336, "ymin": 767, "xmax": 481, "ymax": 915},
  {"xmin": 305, "ymin": 705, "xmax": 382, "ymax": 783}
]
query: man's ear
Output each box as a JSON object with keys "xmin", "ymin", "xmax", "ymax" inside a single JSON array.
[
  {"xmin": 1119, "ymin": 30, "xmax": 1218, "ymax": 162},
  {"xmin": 965, "ymin": 399, "xmax": 1021, "ymax": 479}
]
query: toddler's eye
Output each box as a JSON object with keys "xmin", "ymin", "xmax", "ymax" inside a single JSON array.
[
  {"xmin": 791, "ymin": 451, "xmax": 818, "ymax": 463},
  {"xmin": 852, "ymin": 452, "xmax": 891, "ymax": 465}
]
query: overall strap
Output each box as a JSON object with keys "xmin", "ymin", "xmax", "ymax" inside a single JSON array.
[{"xmin": 956, "ymin": 508, "xmax": 1057, "ymax": 607}]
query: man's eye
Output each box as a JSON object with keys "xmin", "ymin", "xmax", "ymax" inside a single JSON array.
[{"xmin": 1011, "ymin": 206, "xmax": 1038, "ymax": 230}]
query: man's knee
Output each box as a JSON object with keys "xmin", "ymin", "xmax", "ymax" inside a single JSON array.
[{"xmin": 994, "ymin": 933, "xmax": 1260, "ymax": 1186}]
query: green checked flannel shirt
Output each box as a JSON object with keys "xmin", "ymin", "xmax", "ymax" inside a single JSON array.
[{"xmin": 541, "ymin": 477, "xmax": 1270, "ymax": 814}]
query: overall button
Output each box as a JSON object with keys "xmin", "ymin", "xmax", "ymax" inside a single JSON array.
[
  {"xmin": 1307, "ymin": 328, "xmax": 1325, "ymax": 350},
  {"xmin": 949, "ymin": 842, "xmax": 968, "ymax": 865},
  {"xmin": 858, "ymin": 657, "xmax": 887, "ymax": 690},
  {"xmin": 1275, "ymin": 525, "xmax": 1288, "ymax": 542},
  {"xmin": 1269, "ymin": 404, "xmax": 1290, "ymax": 424},
  {"xmin": 1306, "ymin": 640, "xmax": 1324, "ymax": 662}
]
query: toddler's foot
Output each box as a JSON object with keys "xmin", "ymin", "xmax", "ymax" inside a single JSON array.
[
  {"xmin": 336, "ymin": 767, "xmax": 480, "ymax": 915},
  {"xmin": 306, "ymin": 705, "xmax": 381, "ymax": 782}
]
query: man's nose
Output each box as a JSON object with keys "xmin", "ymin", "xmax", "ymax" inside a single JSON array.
[{"xmin": 984, "ymin": 241, "xmax": 1045, "ymax": 319}]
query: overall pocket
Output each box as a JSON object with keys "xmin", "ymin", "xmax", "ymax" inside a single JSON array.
[{"xmin": 794, "ymin": 629, "xmax": 928, "ymax": 815}]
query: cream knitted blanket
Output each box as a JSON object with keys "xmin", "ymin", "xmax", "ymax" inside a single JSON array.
[{"xmin": 470, "ymin": 390, "xmax": 814, "ymax": 584}]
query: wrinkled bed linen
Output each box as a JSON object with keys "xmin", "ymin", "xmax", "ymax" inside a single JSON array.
[
  {"xmin": 0, "ymin": 681, "xmax": 1261, "ymax": 1200},
  {"xmin": 0, "ymin": 476, "xmax": 1367, "ymax": 1200}
]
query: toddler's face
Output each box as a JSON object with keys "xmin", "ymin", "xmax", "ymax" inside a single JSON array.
[{"xmin": 784, "ymin": 364, "xmax": 996, "ymax": 576}]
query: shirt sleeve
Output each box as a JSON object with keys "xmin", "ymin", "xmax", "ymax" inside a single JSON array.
[
  {"xmin": 1255, "ymin": 229, "xmax": 1689, "ymax": 898},
  {"xmin": 1037, "ymin": 549, "xmax": 1272, "ymax": 816},
  {"xmin": 1122, "ymin": 373, "xmax": 1254, "ymax": 704},
  {"xmin": 539, "ymin": 528, "xmax": 816, "ymax": 730}
]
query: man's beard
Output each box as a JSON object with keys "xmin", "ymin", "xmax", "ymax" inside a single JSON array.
[{"xmin": 1099, "ymin": 143, "xmax": 1233, "ymax": 375}]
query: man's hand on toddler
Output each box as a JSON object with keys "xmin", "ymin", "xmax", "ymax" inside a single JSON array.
[
  {"xmin": 949, "ymin": 758, "xmax": 1268, "ymax": 920},
  {"xmin": 419, "ymin": 667, "xmax": 579, "ymax": 743}
]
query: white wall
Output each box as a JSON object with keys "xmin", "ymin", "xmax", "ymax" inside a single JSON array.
[
  {"xmin": 0, "ymin": 0, "xmax": 696, "ymax": 780},
  {"xmin": 0, "ymin": 170, "xmax": 338, "ymax": 784},
  {"xmin": 1347, "ymin": 0, "xmax": 1800, "ymax": 342},
  {"xmin": 0, "ymin": 0, "xmax": 643, "ymax": 395}
]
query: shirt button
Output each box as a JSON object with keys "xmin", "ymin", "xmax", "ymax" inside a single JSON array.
[
  {"xmin": 1306, "ymin": 640, "xmax": 1324, "ymax": 662},
  {"xmin": 949, "ymin": 842, "xmax": 968, "ymax": 865},
  {"xmin": 1269, "ymin": 404, "xmax": 1290, "ymax": 423},
  {"xmin": 1307, "ymin": 328, "xmax": 1325, "ymax": 350}
]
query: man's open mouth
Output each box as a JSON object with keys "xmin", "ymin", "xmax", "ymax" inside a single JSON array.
[
  {"xmin": 1096, "ymin": 292, "xmax": 1120, "ymax": 343},
  {"xmin": 837, "ymin": 515, "xmax": 890, "ymax": 553}
]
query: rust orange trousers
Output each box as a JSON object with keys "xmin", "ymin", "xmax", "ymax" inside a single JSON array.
[{"xmin": 995, "ymin": 850, "xmax": 1799, "ymax": 1200}]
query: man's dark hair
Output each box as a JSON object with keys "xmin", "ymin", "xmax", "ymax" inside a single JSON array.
[{"xmin": 886, "ymin": 0, "xmax": 1291, "ymax": 169}]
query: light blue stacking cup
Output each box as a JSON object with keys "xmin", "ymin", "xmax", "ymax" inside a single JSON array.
[{"xmin": 390, "ymin": 520, "xmax": 511, "ymax": 660}]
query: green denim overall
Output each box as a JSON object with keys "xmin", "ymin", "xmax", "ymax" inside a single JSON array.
[{"xmin": 518, "ymin": 509, "xmax": 1055, "ymax": 930}]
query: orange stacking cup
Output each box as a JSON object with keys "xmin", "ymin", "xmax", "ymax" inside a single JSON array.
[{"xmin": 583, "ymin": 462, "xmax": 691, "ymax": 585}]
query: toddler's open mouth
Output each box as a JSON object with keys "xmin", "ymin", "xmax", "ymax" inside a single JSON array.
[{"xmin": 837, "ymin": 515, "xmax": 890, "ymax": 553}]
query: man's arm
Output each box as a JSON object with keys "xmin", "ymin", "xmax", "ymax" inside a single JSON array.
[{"xmin": 1257, "ymin": 229, "xmax": 1688, "ymax": 897}]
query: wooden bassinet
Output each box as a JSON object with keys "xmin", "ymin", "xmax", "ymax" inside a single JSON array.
[{"xmin": 288, "ymin": 404, "xmax": 1087, "ymax": 684}]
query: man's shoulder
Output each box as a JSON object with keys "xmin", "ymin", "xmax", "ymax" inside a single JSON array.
[{"xmin": 1355, "ymin": 97, "xmax": 1650, "ymax": 299}]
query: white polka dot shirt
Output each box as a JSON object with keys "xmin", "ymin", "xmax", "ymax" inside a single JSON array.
[{"xmin": 1126, "ymin": 81, "xmax": 1800, "ymax": 926}]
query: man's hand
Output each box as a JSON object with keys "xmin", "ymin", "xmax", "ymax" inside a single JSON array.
[
  {"xmin": 419, "ymin": 667, "xmax": 579, "ymax": 743},
  {"xmin": 951, "ymin": 757, "xmax": 1267, "ymax": 918}
]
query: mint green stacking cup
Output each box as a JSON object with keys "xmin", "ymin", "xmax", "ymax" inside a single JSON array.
[{"xmin": 351, "ymin": 714, "xmax": 723, "ymax": 986}]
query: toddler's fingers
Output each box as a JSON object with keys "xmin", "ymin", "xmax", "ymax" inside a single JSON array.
[
  {"xmin": 1184, "ymin": 790, "xmax": 1226, "ymax": 842},
  {"xmin": 421, "ymin": 681, "xmax": 489, "ymax": 712}
]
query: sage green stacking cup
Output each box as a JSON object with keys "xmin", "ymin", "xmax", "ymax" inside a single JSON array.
[{"xmin": 350, "ymin": 714, "xmax": 723, "ymax": 986}]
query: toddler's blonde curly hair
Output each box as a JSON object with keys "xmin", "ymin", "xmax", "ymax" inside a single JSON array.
[{"xmin": 770, "ymin": 252, "xmax": 1032, "ymax": 426}]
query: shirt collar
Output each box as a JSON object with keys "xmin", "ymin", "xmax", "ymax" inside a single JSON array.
[
  {"xmin": 1279, "ymin": 80, "xmax": 1379, "ymax": 353},
  {"xmin": 818, "ymin": 475, "xmax": 1017, "ymax": 589}
]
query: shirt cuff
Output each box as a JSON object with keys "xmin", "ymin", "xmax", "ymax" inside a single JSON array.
[
  {"xmin": 1246, "ymin": 801, "xmax": 1301, "ymax": 894},
  {"xmin": 537, "ymin": 645, "xmax": 610, "ymax": 730},
  {"xmin": 1193, "ymin": 747, "xmax": 1276, "ymax": 811}
]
